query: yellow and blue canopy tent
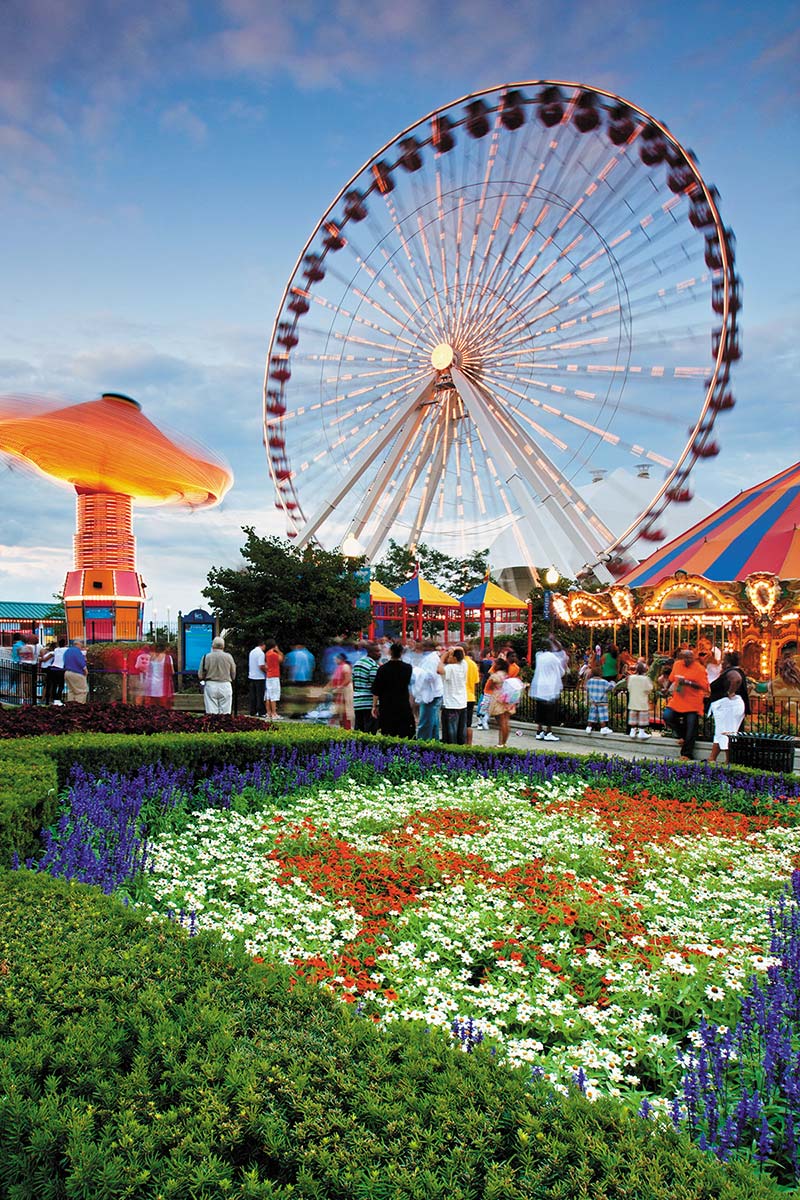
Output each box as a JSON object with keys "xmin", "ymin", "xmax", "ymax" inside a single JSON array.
[
  {"xmin": 393, "ymin": 574, "xmax": 461, "ymax": 641},
  {"xmin": 365, "ymin": 580, "xmax": 405, "ymax": 640},
  {"xmin": 458, "ymin": 578, "xmax": 532, "ymax": 658}
]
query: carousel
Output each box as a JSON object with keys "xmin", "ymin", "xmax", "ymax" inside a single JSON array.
[{"xmin": 554, "ymin": 461, "xmax": 800, "ymax": 678}]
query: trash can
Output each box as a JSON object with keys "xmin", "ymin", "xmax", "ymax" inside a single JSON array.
[{"xmin": 728, "ymin": 733, "xmax": 796, "ymax": 773}]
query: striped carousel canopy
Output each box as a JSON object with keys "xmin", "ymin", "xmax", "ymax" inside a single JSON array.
[{"xmin": 621, "ymin": 461, "xmax": 800, "ymax": 587}]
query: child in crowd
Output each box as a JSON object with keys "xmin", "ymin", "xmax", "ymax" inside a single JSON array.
[
  {"xmin": 709, "ymin": 670, "xmax": 746, "ymax": 764},
  {"xmin": 585, "ymin": 666, "xmax": 615, "ymax": 735},
  {"xmin": 624, "ymin": 661, "xmax": 653, "ymax": 739}
]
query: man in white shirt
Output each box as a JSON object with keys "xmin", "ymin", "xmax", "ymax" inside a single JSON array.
[
  {"xmin": 415, "ymin": 640, "xmax": 444, "ymax": 740},
  {"xmin": 248, "ymin": 639, "xmax": 267, "ymax": 716},
  {"xmin": 438, "ymin": 647, "xmax": 468, "ymax": 744},
  {"xmin": 530, "ymin": 638, "xmax": 565, "ymax": 741}
]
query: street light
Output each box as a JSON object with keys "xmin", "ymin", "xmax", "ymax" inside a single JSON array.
[
  {"xmin": 341, "ymin": 534, "xmax": 366, "ymax": 560},
  {"xmin": 544, "ymin": 566, "xmax": 559, "ymax": 633}
]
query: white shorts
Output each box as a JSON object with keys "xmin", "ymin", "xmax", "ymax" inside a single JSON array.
[
  {"xmin": 713, "ymin": 725, "xmax": 731, "ymax": 751},
  {"xmin": 265, "ymin": 678, "xmax": 281, "ymax": 702}
]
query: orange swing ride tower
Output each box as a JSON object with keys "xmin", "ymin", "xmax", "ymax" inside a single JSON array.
[{"xmin": 0, "ymin": 392, "xmax": 232, "ymax": 642}]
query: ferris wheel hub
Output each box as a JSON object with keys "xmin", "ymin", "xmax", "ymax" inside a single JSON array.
[{"xmin": 431, "ymin": 342, "xmax": 456, "ymax": 371}]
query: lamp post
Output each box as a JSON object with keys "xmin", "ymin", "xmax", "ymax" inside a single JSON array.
[{"xmin": 545, "ymin": 566, "xmax": 559, "ymax": 634}]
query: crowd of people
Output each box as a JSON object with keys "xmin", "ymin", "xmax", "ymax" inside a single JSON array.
[{"xmin": 6, "ymin": 624, "xmax": 798, "ymax": 763}]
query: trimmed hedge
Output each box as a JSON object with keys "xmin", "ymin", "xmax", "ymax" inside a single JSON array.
[
  {"xmin": 2, "ymin": 724, "xmax": 798, "ymax": 866},
  {"xmin": 0, "ymin": 751, "xmax": 59, "ymax": 864},
  {"xmin": 0, "ymin": 870, "xmax": 778, "ymax": 1200}
]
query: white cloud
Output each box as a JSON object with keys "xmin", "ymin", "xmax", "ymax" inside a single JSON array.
[{"xmin": 160, "ymin": 101, "xmax": 208, "ymax": 143}]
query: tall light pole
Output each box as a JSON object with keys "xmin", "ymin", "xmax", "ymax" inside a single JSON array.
[{"xmin": 545, "ymin": 566, "xmax": 560, "ymax": 634}]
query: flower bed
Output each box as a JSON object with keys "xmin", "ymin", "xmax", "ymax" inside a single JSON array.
[
  {"xmin": 21, "ymin": 738, "xmax": 800, "ymax": 1185},
  {"xmin": 124, "ymin": 770, "xmax": 797, "ymax": 1182},
  {"xmin": 0, "ymin": 701, "xmax": 266, "ymax": 739}
]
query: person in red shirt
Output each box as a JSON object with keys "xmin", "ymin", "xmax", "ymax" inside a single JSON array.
[
  {"xmin": 664, "ymin": 648, "xmax": 710, "ymax": 759},
  {"xmin": 264, "ymin": 639, "xmax": 284, "ymax": 722}
]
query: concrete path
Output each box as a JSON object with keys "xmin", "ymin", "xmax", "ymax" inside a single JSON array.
[{"xmin": 469, "ymin": 721, "xmax": 800, "ymax": 771}]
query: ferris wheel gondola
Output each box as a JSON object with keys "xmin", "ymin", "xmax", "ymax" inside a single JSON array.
[{"xmin": 263, "ymin": 81, "xmax": 740, "ymax": 579}]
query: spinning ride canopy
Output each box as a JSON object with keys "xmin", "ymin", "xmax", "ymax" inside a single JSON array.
[
  {"xmin": 620, "ymin": 461, "xmax": 800, "ymax": 587},
  {"xmin": 0, "ymin": 393, "xmax": 232, "ymax": 506}
]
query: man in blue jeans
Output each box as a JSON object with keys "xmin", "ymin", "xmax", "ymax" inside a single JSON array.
[{"xmin": 415, "ymin": 640, "xmax": 443, "ymax": 740}]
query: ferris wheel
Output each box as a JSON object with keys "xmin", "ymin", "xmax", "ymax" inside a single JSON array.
[{"xmin": 263, "ymin": 81, "xmax": 740, "ymax": 579}]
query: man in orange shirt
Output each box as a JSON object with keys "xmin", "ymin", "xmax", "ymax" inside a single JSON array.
[
  {"xmin": 664, "ymin": 648, "xmax": 710, "ymax": 759},
  {"xmin": 264, "ymin": 639, "xmax": 284, "ymax": 722}
]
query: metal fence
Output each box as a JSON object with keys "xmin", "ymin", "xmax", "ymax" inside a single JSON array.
[
  {"xmin": 0, "ymin": 663, "xmax": 237, "ymax": 713},
  {"xmin": 1, "ymin": 660, "xmax": 797, "ymax": 740},
  {"xmin": 514, "ymin": 687, "xmax": 799, "ymax": 740}
]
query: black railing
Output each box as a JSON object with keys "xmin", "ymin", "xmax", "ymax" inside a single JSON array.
[
  {"xmin": 1, "ymin": 661, "xmax": 796, "ymax": 741},
  {"xmin": 0, "ymin": 663, "xmax": 236, "ymax": 714},
  {"xmin": 513, "ymin": 686, "xmax": 799, "ymax": 741}
]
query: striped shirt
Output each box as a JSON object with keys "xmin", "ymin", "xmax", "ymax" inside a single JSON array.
[{"xmin": 352, "ymin": 655, "xmax": 378, "ymax": 709}]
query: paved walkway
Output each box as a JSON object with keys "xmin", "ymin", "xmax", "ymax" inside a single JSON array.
[
  {"xmin": 470, "ymin": 721, "xmax": 800, "ymax": 771},
  {"xmin": 470, "ymin": 721, "xmax": 700, "ymax": 762}
]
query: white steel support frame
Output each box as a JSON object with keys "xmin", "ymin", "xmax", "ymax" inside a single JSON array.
[
  {"xmin": 452, "ymin": 368, "xmax": 614, "ymax": 582},
  {"xmin": 295, "ymin": 382, "xmax": 434, "ymax": 549},
  {"xmin": 344, "ymin": 395, "xmax": 434, "ymax": 542},
  {"xmin": 362, "ymin": 413, "xmax": 445, "ymax": 562}
]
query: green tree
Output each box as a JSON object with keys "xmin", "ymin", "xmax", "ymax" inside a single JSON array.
[
  {"xmin": 373, "ymin": 539, "xmax": 490, "ymax": 598},
  {"xmin": 203, "ymin": 529, "xmax": 363, "ymax": 656}
]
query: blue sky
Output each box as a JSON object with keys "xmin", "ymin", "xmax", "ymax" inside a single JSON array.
[{"xmin": 0, "ymin": 0, "xmax": 797, "ymax": 621}]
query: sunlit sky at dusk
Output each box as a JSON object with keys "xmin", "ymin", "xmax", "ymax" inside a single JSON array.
[{"xmin": 1, "ymin": 1, "xmax": 797, "ymax": 622}]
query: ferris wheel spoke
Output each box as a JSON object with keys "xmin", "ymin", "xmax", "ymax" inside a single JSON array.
[
  {"xmin": 295, "ymin": 379, "xmax": 436, "ymax": 546},
  {"xmin": 346, "ymin": 226, "xmax": 433, "ymax": 332},
  {"xmin": 344, "ymin": 395, "xmax": 434, "ymax": 540},
  {"xmin": 483, "ymin": 370, "xmax": 674, "ymax": 467},
  {"xmin": 306, "ymin": 288, "xmax": 420, "ymax": 349},
  {"xmin": 379, "ymin": 190, "xmax": 446, "ymax": 335},
  {"xmin": 362, "ymin": 412, "xmax": 444, "ymax": 560},
  {"xmin": 453, "ymin": 368, "xmax": 612, "ymax": 575},
  {"xmin": 406, "ymin": 404, "xmax": 454, "ymax": 548},
  {"xmin": 465, "ymin": 373, "xmax": 615, "ymax": 545}
]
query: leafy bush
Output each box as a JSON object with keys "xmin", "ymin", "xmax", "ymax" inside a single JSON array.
[
  {"xmin": 0, "ymin": 870, "xmax": 777, "ymax": 1200},
  {"xmin": 0, "ymin": 752, "xmax": 59, "ymax": 864}
]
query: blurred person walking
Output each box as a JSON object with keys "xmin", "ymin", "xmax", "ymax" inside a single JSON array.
[
  {"xmin": 372, "ymin": 642, "xmax": 415, "ymax": 737},
  {"xmin": 63, "ymin": 639, "xmax": 89, "ymax": 704},
  {"xmin": 145, "ymin": 644, "xmax": 175, "ymax": 708},
  {"xmin": 530, "ymin": 638, "xmax": 565, "ymax": 741},
  {"xmin": 198, "ymin": 636, "xmax": 237, "ymax": 714},
  {"xmin": 415, "ymin": 640, "xmax": 444, "ymax": 741},
  {"xmin": 439, "ymin": 646, "xmax": 468, "ymax": 744},
  {"xmin": 264, "ymin": 640, "xmax": 283, "ymax": 721},
  {"xmin": 352, "ymin": 643, "xmax": 381, "ymax": 733},
  {"xmin": 248, "ymin": 639, "xmax": 267, "ymax": 717},
  {"xmin": 664, "ymin": 648, "xmax": 710, "ymax": 759},
  {"xmin": 329, "ymin": 652, "xmax": 355, "ymax": 730}
]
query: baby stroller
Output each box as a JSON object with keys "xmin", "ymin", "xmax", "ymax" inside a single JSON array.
[{"xmin": 302, "ymin": 694, "xmax": 337, "ymax": 724}]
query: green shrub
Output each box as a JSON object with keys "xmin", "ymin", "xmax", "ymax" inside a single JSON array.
[
  {"xmin": 0, "ymin": 751, "xmax": 59, "ymax": 863},
  {"xmin": 0, "ymin": 870, "xmax": 777, "ymax": 1200}
]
